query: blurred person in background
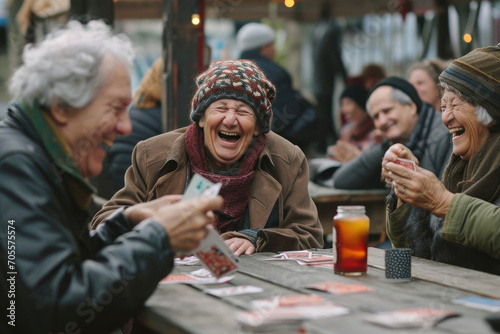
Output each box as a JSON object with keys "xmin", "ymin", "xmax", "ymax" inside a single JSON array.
[
  {"xmin": 237, "ymin": 22, "xmax": 321, "ymax": 153},
  {"xmin": 312, "ymin": 10, "xmax": 347, "ymax": 146},
  {"xmin": 327, "ymin": 85, "xmax": 381, "ymax": 163},
  {"xmin": 359, "ymin": 63, "xmax": 386, "ymax": 91},
  {"xmin": 407, "ymin": 58, "xmax": 450, "ymax": 111}
]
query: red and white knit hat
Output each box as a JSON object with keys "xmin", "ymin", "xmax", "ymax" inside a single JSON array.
[{"xmin": 190, "ymin": 59, "xmax": 276, "ymax": 134}]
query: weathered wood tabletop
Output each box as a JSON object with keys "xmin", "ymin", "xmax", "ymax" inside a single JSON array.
[{"xmin": 138, "ymin": 247, "xmax": 500, "ymax": 333}]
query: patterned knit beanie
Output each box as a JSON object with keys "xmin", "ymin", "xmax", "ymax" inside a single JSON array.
[
  {"xmin": 190, "ymin": 59, "xmax": 276, "ymax": 133},
  {"xmin": 439, "ymin": 44, "xmax": 500, "ymax": 120}
]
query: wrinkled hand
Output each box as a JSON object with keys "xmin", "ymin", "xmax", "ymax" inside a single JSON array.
[
  {"xmin": 225, "ymin": 237, "xmax": 255, "ymax": 256},
  {"xmin": 124, "ymin": 195, "xmax": 183, "ymax": 225},
  {"xmin": 152, "ymin": 195, "xmax": 223, "ymax": 252},
  {"xmin": 381, "ymin": 144, "xmax": 419, "ymax": 188},
  {"xmin": 383, "ymin": 153, "xmax": 453, "ymax": 217},
  {"xmin": 327, "ymin": 141, "xmax": 361, "ymax": 163}
]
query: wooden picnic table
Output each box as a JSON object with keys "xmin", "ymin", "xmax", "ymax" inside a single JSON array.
[{"xmin": 137, "ymin": 247, "xmax": 500, "ymax": 333}]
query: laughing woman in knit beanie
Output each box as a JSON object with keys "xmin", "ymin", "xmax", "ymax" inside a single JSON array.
[
  {"xmin": 381, "ymin": 45, "xmax": 500, "ymax": 275},
  {"xmin": 92, "ymin": 59, "xmax": 324, "ymax": 255}
]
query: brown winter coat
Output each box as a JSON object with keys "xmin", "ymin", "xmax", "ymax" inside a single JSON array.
[{"xmin": 91, "ymin": 127, "xmax": 324, "ymax": 252}]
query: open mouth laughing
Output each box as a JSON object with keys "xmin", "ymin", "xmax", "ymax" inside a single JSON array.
[
  {"xmin": 218, "ymin": 131, "xmax": 241, "ymax": 142},
  {"xmin": 449, "ymin": 127, "xmax": 465, "ymax": 138}
]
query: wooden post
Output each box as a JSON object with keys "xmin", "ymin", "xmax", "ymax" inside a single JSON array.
[
  {"xmin": 162, "ymin": 0, "xmax": 200, "ymax": 133},
  {"xmin": 435, "ymin": 0, "xmax": 454, "ymax": 59}
]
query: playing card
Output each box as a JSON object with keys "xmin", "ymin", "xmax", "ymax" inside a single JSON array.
[
  {"xmin": 274, "ymin": 250, "xmax": 312, "ymax": 259},
  {"xmin": 160, "ymin": 272, "xmax": 234, "ymax": 285},
  {"xmin": 453, "ymin": 297, "xmax": 500, "ymax": 312},
  {"xmin": 194, "ymin": 227, "xmax": 239, "ymax": 278},
  {"xmin": 204, "ymin": 285, "xmax": 264, "ymax": 297},
  {"xmin": 181, "ymin": 174, "xmax": 237, "ymax": 277},
  {"xmin": 364, "ymin": 307, "xmax": 459, "ymax": 329},
  {"xmin": 295, "ymin": 256, "xmax": 334, "ymax": 264},
  {"xmin": 252, "ymin": 294, "xmax": 325, "ymax": 309},
  {"xmin": 183, "ymin": 173, "xmax": 222, "ymax": 200},
  {"xmin": 395, "ymin": 158, "xmax": 416, "ymax": 171},
  {"xmin": 306, "ymin": 281, "xmax": 375, "ymax": 295}
]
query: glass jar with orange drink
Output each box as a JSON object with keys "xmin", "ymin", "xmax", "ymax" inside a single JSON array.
[{"xmin": 333, "ymin": 206, "xmax": 370, "ymax": 276}]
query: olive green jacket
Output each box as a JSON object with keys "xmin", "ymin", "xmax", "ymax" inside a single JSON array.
[
  {"xmin": 92, "ymin": 127, "xmax": 324, "ymax": 252},
  {"xmin": 387, "ymin": 193, "xmax": 500, "ymax": 274}
]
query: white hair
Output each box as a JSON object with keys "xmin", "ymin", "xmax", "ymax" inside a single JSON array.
[
  {"xmin": 9, "ymin": 20, "xmax": 135, "ymax": 109},
  {"xmin": 475, "ymin": 104, "xmax": 493, "ymax": 126},
  {"xmin": 439, "ymin": 82, "xmax": 493, "ymax": 126},
  {"xmin": 366, "ymin": 86, "xmax": 413, "ymax": 114}
]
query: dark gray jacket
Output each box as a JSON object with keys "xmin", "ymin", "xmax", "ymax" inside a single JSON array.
[
  {"xmin": 0, "ymin": 104, "xmax": 174, "ymax": 333},
  {"xmin": 331, "ymin": 103, "xmax": 452, "ymax": 189}
]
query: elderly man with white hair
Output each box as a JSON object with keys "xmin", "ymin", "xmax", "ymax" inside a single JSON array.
[{"xmin": 0, "ymin": 20, "xmax": 222, "ymax": 334}]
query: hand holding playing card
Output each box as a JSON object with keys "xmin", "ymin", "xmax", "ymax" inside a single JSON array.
[
  {"xmin": 381, "ymin": 144, "xmax": 419, "ymax": 188},
  {"xmin": 382, "ymin": 144, "xmax": 454, "ymax": 217},
  {"xmin": 152, "ymin": 195, "xmax": 223, "ymax": 252},
  {"xmin": 182, "ymin": 174, "xmax": 239, "ymax": 277},
  {"xmin": 124, "ymin": 194, "xmax": 183, "ymax": 225}
]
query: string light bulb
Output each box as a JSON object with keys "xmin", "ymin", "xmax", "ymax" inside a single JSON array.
[
  {"xmin": 192, "ymin": 13, "xmax": 200, "ymax": 25},
  {"xmin": 463, "ymin": 33, "xmax": 472, "ymax": 43},
  {"xmin": 285, "ymin": 0, "xmax": 295, "ymax": 8}
]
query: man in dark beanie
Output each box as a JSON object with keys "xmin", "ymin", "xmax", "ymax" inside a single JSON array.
[{"xmin": 325, "ymin": 76, "xmax": 452, "ymax": 190}]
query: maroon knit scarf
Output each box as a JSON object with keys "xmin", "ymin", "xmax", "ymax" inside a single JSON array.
[{"xmin": 185, "ymin": 123, "xmax": 266, "ymax": 233}]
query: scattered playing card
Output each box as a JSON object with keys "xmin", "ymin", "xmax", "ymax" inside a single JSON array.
[
  {"xmin": 295, "ymin": 256, "xmax": 334, "ymax": 265},
  {"xmin": 453, "ymin": 297, "xmax": 500, "ymax": 312},
  {"xmin": 237, "ymin": 294, "xmax": 349, "ymax": 331},
  {"xmin": 174, "ymin": 256, "xmax": 200, "ymax": 266},
  {"xmin": 364, "ymin": 307, "xmax": 459, "ymax": 329},
  {"xmin": 204, "ymin": 285, "xmax": 264, "ymax": 297},
  {"xmin": 395, "ymin": 158, "xmax": 416, "ymax": 171},
  {"xmin": 306, "ymin": 281, "xmax": 375, "ymax": 295},
  {"xmin": 274, "ymin": 250, "xmax": 312, "ymax": 259},
  {"xmin": 160, "ymin": 274, "xmax": 198, "ymax": 284},
  {"xmin": 160, "ymin": 272, "xmax": 234, "ymax": 284}
]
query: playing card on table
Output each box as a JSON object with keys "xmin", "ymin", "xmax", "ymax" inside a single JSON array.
[
  {"xmin": 306, "ymin": 281, "xmax": 375, "ymax": 295},
  {"xmin": 204, "ymin": 285, "xmax": 264, "ymax": 297},
  {"xmin": 395, "ymin": 158, "xmax": 416, "ymax": 171},
  {"xmin": 453, "ymin": 297, "xmax": 500, "ymax": 312},
  {"xmin": 272, "ymin": 250, "xmax": 312, "ymax": 259},
  {"xmin": 364, "ymin": 307, "xmax": 459, "ymax": 329},
  {"xmin": 160, "ymin": 272, "xmax": 234, "ymax": 285}
]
